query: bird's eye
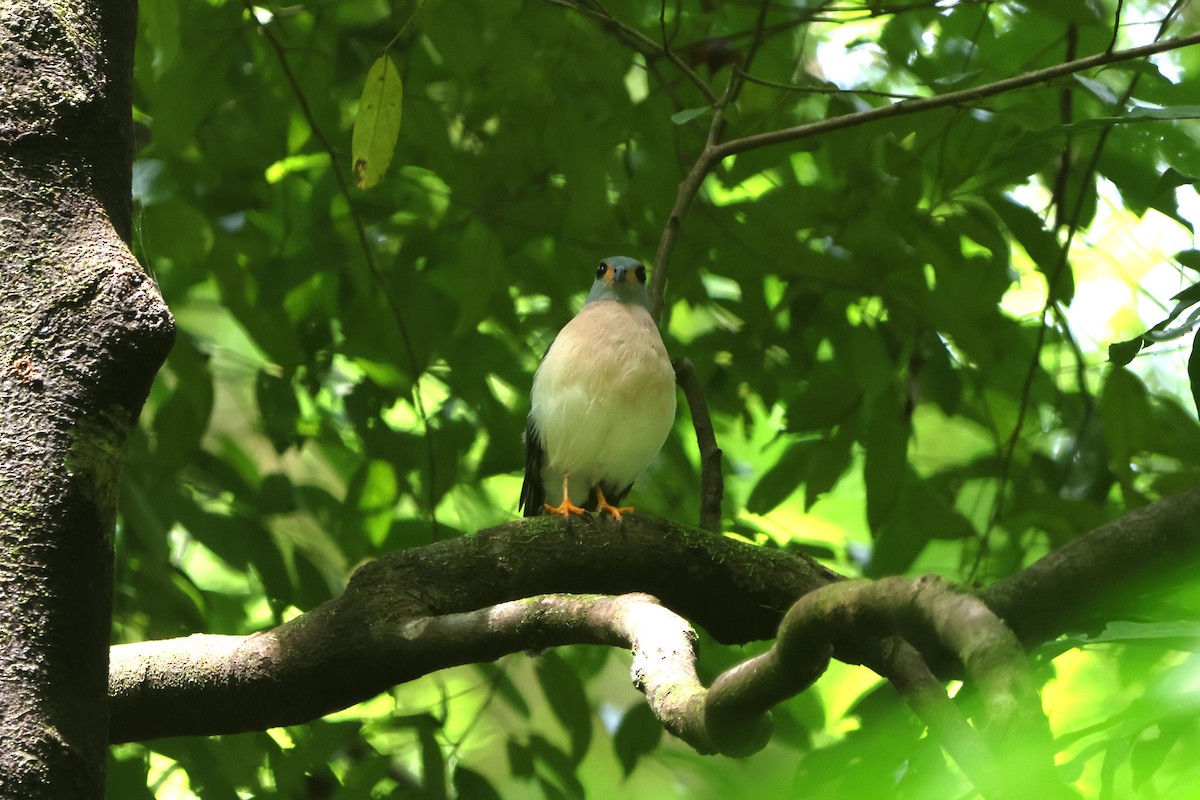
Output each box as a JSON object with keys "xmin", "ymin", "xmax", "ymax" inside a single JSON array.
[
  {"xmin": 635, "ymin": 265, "xmax": 646, "ymax": 283},
  {"xmin": 596, "ymin": 263, "xmax": 608, "ymax": 279}
]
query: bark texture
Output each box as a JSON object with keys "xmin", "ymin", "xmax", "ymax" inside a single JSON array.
[{"xmin": 0, "ymin": 2, "xmax": 174, "ymax": 796}]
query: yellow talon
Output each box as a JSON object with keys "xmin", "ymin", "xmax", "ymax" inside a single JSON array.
[
  {"xmin": 545, "ymin": 474, "xmax": 586, "ymax": 517},
  {"xmin": 544, "ymin": 499, "xmax": 587, "ymax": 517},
  {"xmin": 596, "ymin": 488, "xmax": 634, "ymax": 522}
]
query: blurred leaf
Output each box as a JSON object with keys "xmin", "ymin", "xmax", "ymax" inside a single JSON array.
[
  {"xmin": 1101, "ymin": 367, "xmax": 1152, "ymax": 469},
  {"xmin": 1175, "ymin": 250, "xmax": 1200, "ymax": 273},
  {"xmin": 671, "ymin": 106, "xmax": 710, "ymax": 125},
  {"xmin": 612, "ymin": 703, "xmax": 662, "ymax": 777},
  {"xmin": 528, "ymin": 735, "xmax": 584, "ymax": 799},
  {"xmin": 534, "ymin": 652, "xmax": 593, "ymax": 764},
  {"xmin": 1109, "ymin": 336, "xmax": 1143, "ymax": 366},
  {"xmin": 747, "ymin": 439, "xmax": 810, "ymax": 514},
  {"xmin": 453, "ymin": 766, "xmax": 502, "ymax": 800}
]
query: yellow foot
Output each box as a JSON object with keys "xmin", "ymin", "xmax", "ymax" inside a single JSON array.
[
  {"xmin": 545, "ymin": 474, "xmax": 586, "ymax": 517},
  {"xmin": 596, "ymin": 488, "xmax": 634, "ymax": 522},
  {"xmin": 544, "ymin": 499, "xmax": 587, "ymax": 517}
]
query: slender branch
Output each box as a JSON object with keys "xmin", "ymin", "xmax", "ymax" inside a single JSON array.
[
  {"xmin": 739, "ymin": 71, "xmax": 926, "ymax": 100},
  {"xmin": 673, "ymin": 358, "xmax": 723, "ymax": 532}
]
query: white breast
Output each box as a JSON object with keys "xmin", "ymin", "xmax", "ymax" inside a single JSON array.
[{"xmin": 531, "ymin": 301, "xmax": 676, "ymax": 505}]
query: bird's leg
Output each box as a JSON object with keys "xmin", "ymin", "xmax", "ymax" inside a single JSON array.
[
  {"xmin": 544, "ymin": 474, "xmax": 587, "ymax": 517},
  {"xmin": 595, "ymin": 488, "xmax": 634, "ymax": 522}
]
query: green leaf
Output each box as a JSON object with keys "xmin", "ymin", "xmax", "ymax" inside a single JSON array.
[
  {"xmin": 747, "ymin": 439, "xmax": 810, "ymax": 514},
  {"xmin": 804, "ymin": 425, "xmax": 855, "ymax": 510},
  {"xmin": 506, "ymin": 739, "xmax": 534, "ymax": 780},
  {"xmin": 1146, "ymin": 167, "xmax": 1199, "ymax": 231},
  {"xmin": 255, "ymin": 369, "xmax": 302, "ymax": 453},
  {"xmin": 534, "ymin": 652, "xmax": 593, "ymax": 763},
  {"xmin": 612, "ymin": 703, "xmax": 662, "ymax": 777},
  {"xmin": 786, "ymin": 370, "xmax": 863, "ymax": 433},
  {"xmin": 352, "ymin": 54, "xmax": 403, "ymax": 190},
  {"xmin": 1108, "ymin": 336, "xmax": 1143, "ymax": 366}
]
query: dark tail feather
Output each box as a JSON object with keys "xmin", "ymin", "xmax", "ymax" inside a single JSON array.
[{"xmin": 519, "ymin": 419, "xmax": 545, "ymax": 516}]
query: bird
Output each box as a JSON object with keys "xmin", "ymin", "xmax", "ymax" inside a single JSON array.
[{"xmin": 519, "ymin": 256, "xmax": 676, "ymax": 522}]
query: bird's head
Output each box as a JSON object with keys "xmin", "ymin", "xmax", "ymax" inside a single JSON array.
[{"xmin": 586, "ymin": 256, "xmax": 651, "ymax": 309}]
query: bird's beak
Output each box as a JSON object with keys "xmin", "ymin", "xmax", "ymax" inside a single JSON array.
[{"xmin": 610, "ymin": 265, "xmax": 629, "ymax": 283}]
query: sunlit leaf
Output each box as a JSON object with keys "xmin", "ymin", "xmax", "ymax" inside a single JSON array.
[{"xmin": 351, "ymin": 54, "xmax": 403, "ymax": 190}]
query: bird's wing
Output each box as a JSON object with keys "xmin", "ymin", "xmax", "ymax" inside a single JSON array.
[{"xmin": 519, "ymin": 416, "xmax": 545, "ymax": 516}]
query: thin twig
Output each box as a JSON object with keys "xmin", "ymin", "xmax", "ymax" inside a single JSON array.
[
  {"xmin": 740, "ymin": 0, "xmax": 775, "ymax": 81},
  {"xmin": 739, "ymin": 71, "xmax": 926, "ymax": 100},
  {"xmin": 1109, "ymin": 0, "xmax": 1124, "ymax": 54}
]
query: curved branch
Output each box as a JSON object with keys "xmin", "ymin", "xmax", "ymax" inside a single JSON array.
[
  {"xmin": 108, "ymin": 488, "xmax": 1200, "ymax": 765},
  {"xmin": 109, "ymin": 515, "xmax": 840, "ymax": 742},
  {"xmin": 111, "ymin": 592, "xmax": 715, "ymax": 751},
  {"xmin": 704, "ymin": 576, "xmax": 1063, "ymax": 795}
]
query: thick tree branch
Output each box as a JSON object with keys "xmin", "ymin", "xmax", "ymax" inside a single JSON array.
[
  {"xmin": 705, "ymin": 576, "xmax": 1065, "ymax": 796},
  {"xmin": 981, "ymin": 488, "xmax": 1200, "ymax": 647},
  {"xmin": 110, "ymin": 489, "xmax": 1200, "ymax": 767},
  {"xmin": 112, "ymin": 592, "xmax": 717, "ymax": 751},
  {"xmin": 109, "ymin": 515, "xmax": 841, "ymax": 742}
]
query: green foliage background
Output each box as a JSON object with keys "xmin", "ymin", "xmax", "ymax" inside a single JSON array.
[{"xmin": 112, "ymin": 0, "xmax": 1200, "ymax": 797}]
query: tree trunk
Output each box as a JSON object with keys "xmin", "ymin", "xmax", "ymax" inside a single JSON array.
[{"xmin": 0, "ymin": 2, "xmax": 173, "ymax": 796}]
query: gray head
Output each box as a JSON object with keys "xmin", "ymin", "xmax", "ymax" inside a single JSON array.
[{"xmin": 585, "ymin": 256, "xmax": 651, "ymax": 309}]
